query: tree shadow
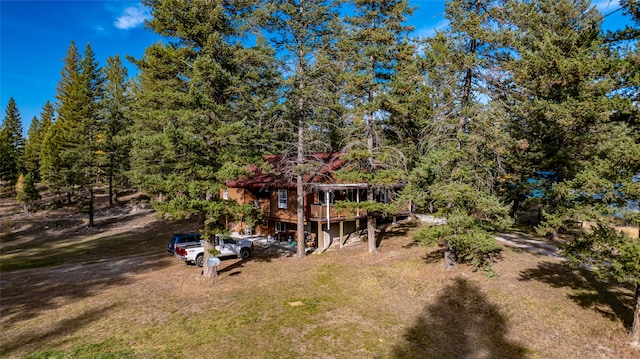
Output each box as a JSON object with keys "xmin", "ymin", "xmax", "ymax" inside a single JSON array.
[
  {"xmin": 0, "ymin": 211, "xmax": 190, "ymax": 328},
  {"xmin": 0, "ymin": 209, "xmax": 158, "ymax": 254},
  {"xmin": 251, "ymin": 242, "xmax": 297, "ymax": 263},
  {"xmin": 0, "ymin": 252, "xmax": 172, "ymax": 328},
  {"xmin": 216, "ymin": 257, "xmax": 247, "ymax": 276},
  {"xmin": 0, "ymin": 303, "xmax": 121, "ymax": 357},
  {"xmin": 519, "ymin": 261, "xmax": 635, "ymax": 328},
  {"xmin": 422, "ymin": 248, "xmax": 445, "ymax": 264},
  {"xmin": 389, "ymin": 277, "xmax": 529, "ymax": 359},
  {"xmin": 378, "ymin": 219, "xmax": 419, "ymax": 247}
]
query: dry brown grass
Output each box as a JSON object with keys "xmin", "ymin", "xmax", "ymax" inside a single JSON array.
[{"xmin": 1, "ymin": 192, "xmax": 639, "ymax": 358}]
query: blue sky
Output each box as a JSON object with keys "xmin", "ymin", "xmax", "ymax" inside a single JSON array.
[{"xmin": 0, "ymin": 0, "xmax": 630, "ymax": 135}]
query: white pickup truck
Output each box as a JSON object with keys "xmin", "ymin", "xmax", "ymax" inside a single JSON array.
[{"xmin": 174, "ymin": 234, "xmax": 254, "ymax": 267}]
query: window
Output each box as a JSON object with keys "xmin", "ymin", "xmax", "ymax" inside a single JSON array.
[
  {"xmin": 278, "ymin": 189, "xmax": 288, "ymax": 209},
  {"xmin": 223, "ymin": 188, "xmax": 229, "ymax": 200}
]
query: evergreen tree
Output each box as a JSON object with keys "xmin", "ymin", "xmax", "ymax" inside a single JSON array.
[
  {"xmin": 502, "ymin": 0, "xmax": 640, "ymax": 341},
  {"xmin": 408, "ymin": 0, "xmax": 511, "ymax": 270},
  {"xmin": 225, "ymin": 34, "xmax": 282, "ymax": 161},
  {"xmin": 37, "ymin": 101, "xmax": 58, "ymax": 189},
  {"xmin": 383, "ymin": 42, "xmax": 432, "ymax": 166},
  {"xmin": 16, "ymin": 172, "xmax": 40, "ymax": 213},
  {"xmin": 335, "ymin": 0, "xmax": 415, "ymax": 254},
  {"xmin": 45, "ymin": 41, "xmax": 82, "ymax": 201},
  {"xmin": 54, "ymin": 41, "xmax": 104, "ymax": 225},
  {"xmin": 0, "ymin": 97, "xmax": 25, "ymax": 190},
  {"xmin": 39, "ymin": 121, "xmax": 64, "ymax": 199},
  {"xmin": 24, "ymin": 101, "xmax": 55, "ymax": 182},
  {"xmin": 101, "ymin": 55, "xmax": 131, "ymax": 205},
  {"xmin": 259, "ymin": 0, "xmax": 342, "ymax": 257},
  {"xmin": 503, "ymin": 0, "xmax": 608, "ymax": 185},
  {"xmin": 23, "ymin": 116, "xmax": 42, "ymax": 180},
  {"xmin": 130, "ymin": 0, "xmax": 274, "ymax": 272}
]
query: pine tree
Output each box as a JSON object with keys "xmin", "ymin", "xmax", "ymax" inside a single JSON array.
[
  {"xmin": 101, "ymin": 55, "xmax": 131, "ymax": 205},
  {"xmin": 45, "ymin": 41, "xmax": 82, "ymax": 201},
  {"xmin": 53, "ymin": 41, "xmax": 104, "ymax": 225},
  {"xmin": 23, "ymin": 116, "xmax": 42, "ymax": 180},
  {"xmin": 502, "ymin": 0, "xmax": 640, "ymax": 341},
  {"xmin": 259, "ymin": 0, "xmax": 342, "ymax": 257},
  {"xmin": 39, "ymin": 121, "xmax": 64, "ymax": 199},
  {"xmin": 131, "ymin": 0, "xmax": 274, "ymax": 273},
  {"xmin": 407, "ymin": 0, "xmax": 511, "ymax": 270},
  {"xmin": 335, "ymin": 0, "xmax": 415, "ymax": 254},
  {"xmin": 16, "ymin": 172, "xmax": 40, "ymax": 213},
  {"xmin": 224, "ymin": 34, "xmax": 282, "ymax": 163},
  {"xmin": 37, "ymin": 101, "xmax": 58, "ymax": 189},
  {"xmin": 0, "ymin": 98, "xmax": 25, "ymax": 190}
]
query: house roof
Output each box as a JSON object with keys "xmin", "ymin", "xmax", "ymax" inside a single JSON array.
[{"xmin": 226, "ymin": 152, "xmax": 349, "ymax": 190}]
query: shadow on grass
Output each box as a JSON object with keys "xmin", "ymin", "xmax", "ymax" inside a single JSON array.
[
  {"xmin": 390, "ymin": 277, "xmax": 529, "ymax": 359},
  {"xmin": 0, "ymin": 209, "xmax": 156, "ymax": 255},
  {"xmin": 0, "ymin": 215, "xmax": 190, "ymax": 328},
  {"xmin": 205, "ymin": 243, "xmax": 297, "ymax": 279},
  {"xmin": 519, "ymin": 261, "xmax": 635, "ymax": 328},
  {"xmin": 0, "ymin": 251, "xmax": 173, "ymax": 328},
  {"xmin": 378, "ymin": 220, "xmax": 419, "ymax": 248},
  {"xmin": 217, "ymin": 257, "xmax": 248, "ymax": 276},
  {"xmin": 0, "ymin": 303, "xmax": 120, "ymax": 357},
  {"xmin": 423, "ymin": 248, "xmax": 445, "ymax": 264}
]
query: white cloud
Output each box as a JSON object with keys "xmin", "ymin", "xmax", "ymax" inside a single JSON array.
[{"xmin": 114, "ymin": 5, "xmax": 151, "ymax": 30}]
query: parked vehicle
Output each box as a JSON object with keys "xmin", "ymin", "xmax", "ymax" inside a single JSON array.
[
  {"xmin": 175, "ymin": 234, "xmax": 254, "ymax": 267},
  {"xmin": 166, "ymin": 233, "xmax": 202, "ymax": 254}
]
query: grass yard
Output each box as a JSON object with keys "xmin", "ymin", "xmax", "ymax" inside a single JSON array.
[{"xmin": 1, "ymin": 194, "xmax": 639, "ymax": 358}]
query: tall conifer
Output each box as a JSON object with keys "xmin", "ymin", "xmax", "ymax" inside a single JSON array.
[
  {"xmin": 336, "ymin": 0, "xmax": 415, "ymax": 254},
  {"xmin": 52, "ymin": 41, "xmax": 104, "ymax": 225},
  {"xmin": 408, "ymin": 0, "xmax": 511, "ymax": 269},
  {"xmin": 0, "ymin": 98, "xmax": 25, "ymax": 189},
  {"xmin": 130, "ymin": 1, "xmax": 274, "ymax": 272},
  {"xmin": 101, "ymin": 55, "xmax": 131, "ymax": 205},
  {"xmin": 23, "ymin": 101, "xmax": 54, "ymax": 182},
  {"xmin": 501, "ymin": 0, "xmax": 640, "ymax": 341},
  {"xmin": 23, "ymin": 116, "xmax": 42, "ymax": 180},
  {"xmin": 260, "ymin": 0, "xmax": 342, "ymax": 257}
]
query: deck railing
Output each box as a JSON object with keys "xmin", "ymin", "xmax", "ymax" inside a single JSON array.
[{"xmin": 309, "ymin": 204, "xmax": 359, "ymax": 219}]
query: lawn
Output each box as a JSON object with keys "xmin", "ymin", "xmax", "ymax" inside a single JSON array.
[{"xmin": 1, "ymin": 194, "xmax": 638, "ymax": 358}]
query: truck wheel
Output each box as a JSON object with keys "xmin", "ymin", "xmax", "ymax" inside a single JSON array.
[
  {"xmin": 196, "ymin": 254, "xmax": 204, "ymax": 267},
  {"xmin": 240, "ymin": 248, "xmax": 250, "ymax": 259}
]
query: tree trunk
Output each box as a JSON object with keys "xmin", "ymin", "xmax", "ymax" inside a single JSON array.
[
  {"xmin": 295, "ymin": 36, "xmax": 306, "ymax": 259},
  {"xmin": 456, "ymin": 35, "xmax": 477, "ymax": 151},
  {"xmin": 203, "ymin": 239, "xmax": 213, "ymax": 279},
  {"xmin": 108, "ymin": 169, "xmax": 113, "ymax": 206},
  {"xmin": 88, "ymin": 187, "xmax": 94, "ymax": 227},
  {"xmin": 631, "ymin": 283, "xmax": 640, "ymax": 345},
  {"xmin": 365, "ymin": 103, "xmax": 377, "ymax": 254},
  {"xmin": 367, "ymin": 212, "xmax": 376, "ymax": 254},
  {"xmin": 444, "ymin": 243, "xmax": 457, "ymax": 270},
  {"xmin": 295, "ymin": 104, "xmax": 305, "ymax": 257}
]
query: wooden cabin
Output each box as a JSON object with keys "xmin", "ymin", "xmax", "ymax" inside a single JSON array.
[{"xmin": 224, "ymin": 153, "xmax": 410, "ymax": 250}]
